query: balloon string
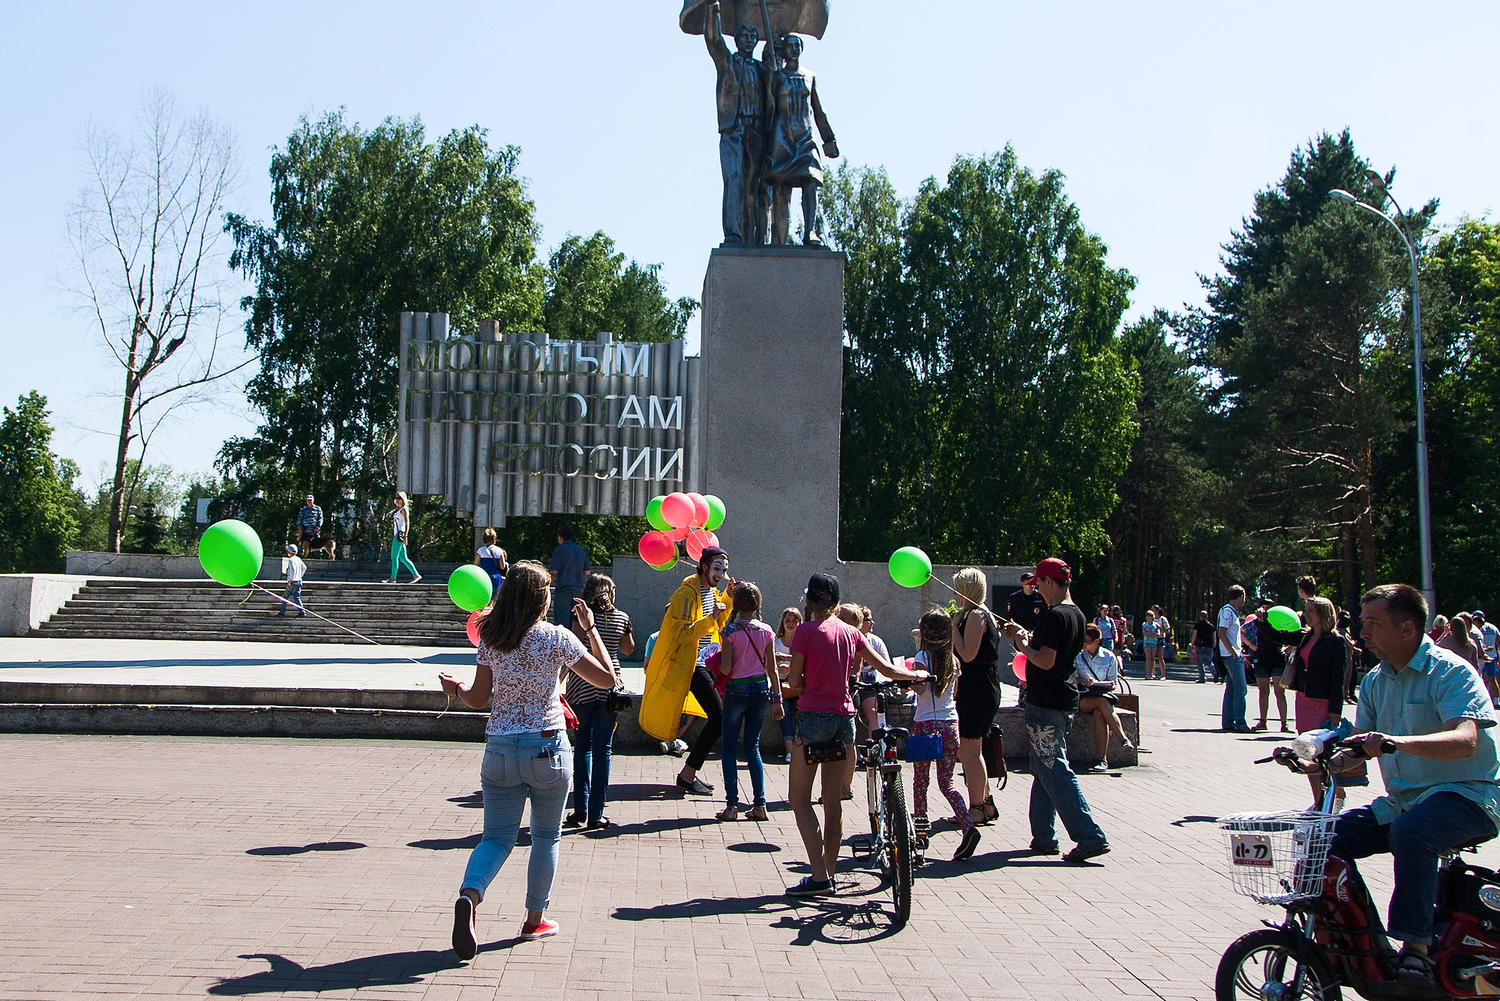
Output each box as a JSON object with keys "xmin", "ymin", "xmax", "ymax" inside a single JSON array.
[
  {"xmin": 245, "ymin": 582, "xmax": 431, "ymax": 668},
  {"xmin": 921, "ymin": 573, "xmax": 1012, "ymax": 625}
]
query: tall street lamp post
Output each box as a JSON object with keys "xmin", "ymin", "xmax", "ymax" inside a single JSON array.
[{"xmin": 1328, "ymin": 186, "xmax": 1435, "ymax": 619}]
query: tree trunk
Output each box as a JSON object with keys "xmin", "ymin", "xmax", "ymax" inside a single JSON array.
[{"xmin": 107, "ymin": 371, "xmax": 139, "ymax": 554}]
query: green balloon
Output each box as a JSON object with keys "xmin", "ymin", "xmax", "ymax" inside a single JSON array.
[
  {"xmin": 448, "ymin": 565, "xmax": 494, "ymax": 612},
  {"xmin": 1266, "ymin": 605, "xmax": 1301, "ymax": 633},
  {"xmin": 198, "ymin": 519, "xmax": 264, "ymax": 587},
  {"xmin": 704, "ymin": 494, "xmax": 726, "ymax": 531},
  {"xmin": 646, "ymin": 495, "xmax": 671, "ymax": 532},
  {"xmin": 888, "ymin": 546, "xmax": 933, "ymax": 589},
  {"xmin": 648, "ymin": 556, "xmax": 678, "ymax": 572}
]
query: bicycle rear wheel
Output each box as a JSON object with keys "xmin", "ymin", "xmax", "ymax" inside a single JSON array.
[{"xmin": 884, "ymin": 772, "xmax": 913, "ymax": 927}]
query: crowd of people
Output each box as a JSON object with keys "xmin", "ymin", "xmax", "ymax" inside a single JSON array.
[
  {"xmin": 432, "ymin": 542, "xmax": 1126, "ymax": 952},
  {"xmin": 427, "ymin": 529, "xmax": 1500, "ymax": 989}
]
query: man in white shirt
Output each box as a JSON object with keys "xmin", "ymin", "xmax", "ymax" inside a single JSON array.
[
  {"xmin": 1476, "ymin": 611, "xmax": 1499, "ymax": 702},
  {"xmin": 1218, "ymin": 584, "xmax": 1249, "ymax": 733}
]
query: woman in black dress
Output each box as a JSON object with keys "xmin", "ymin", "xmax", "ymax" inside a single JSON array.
[{"xmin": 951, "ymin": 567, "xmax": 1000, "ymax": 825}]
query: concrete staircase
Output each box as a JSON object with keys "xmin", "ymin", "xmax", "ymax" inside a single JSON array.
[{"xmin": 31, "ymin": 566, "xmax": 471, "ymax": 646}]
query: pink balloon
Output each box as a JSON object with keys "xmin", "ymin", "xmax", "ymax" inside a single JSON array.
[
  {"xmin": 685, "ymin": 528, "xmax": 719, "ymax": 562},
  {"xmin": 637, "ymin": 530, "xmax": 676, "ymax": 566},
  {"xmin": 668, "ymin": 523, "xmax": 691, "ymax": 542},
  {"xmin": 467, "ymin": 610, "xmax": 484, "ymax": 647},
  {"xmin": 1012, "ymin": 650, "xmax": 1028, "ymax": 684},
  {"xmin": 686, "ymin": 492, "xmax": 710, "ymax": 528},
  {"xmin": 661, "ymin": 492, "xmax": 695, "ymax": 529}
]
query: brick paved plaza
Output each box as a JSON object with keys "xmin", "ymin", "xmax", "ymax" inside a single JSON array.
[{"xmin": 3, "ymin": 665, "xmax": 1483, "ymax": 1001}]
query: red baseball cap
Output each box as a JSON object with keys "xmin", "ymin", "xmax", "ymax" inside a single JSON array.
[{"xmin": 1032, "ymin": 557, "xmax": 1071, "ymax": 581}]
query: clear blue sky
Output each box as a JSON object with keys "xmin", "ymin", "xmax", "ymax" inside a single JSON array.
[{"xmin": 3, "ymin": 1, "xmax": 1495, "ymax": 487}]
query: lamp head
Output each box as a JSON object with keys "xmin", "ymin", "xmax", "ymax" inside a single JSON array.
[{"xmin": 1328, "ymin": 189, "xmax": 1357, "ymax": 203}]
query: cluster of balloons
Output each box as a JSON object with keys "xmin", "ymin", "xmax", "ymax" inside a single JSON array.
[
  {"xmin": 887, "ymin": 546, "xmax": 934, "ymax": 589},
  {"xmin": 199, "ymin": 520, "xmax": 265, "ymax": 587},
  {"xmin": 638, "ymin": 491, "xmax": 727, "ymax": 571}
]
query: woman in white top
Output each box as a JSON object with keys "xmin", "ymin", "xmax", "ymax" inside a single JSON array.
[
  {"xmin": 910, "ymin": 609, "xmax": 981, "ymax": 862},
  {"xmin": 774, "ymin": 607, "xmax": 802, "ymax": 762},
  {"xmin": 1074, "ymin": 623, "xmax": 1133, "ymax": 769},
  {"xmin": 439, "ymin": 561, "xmax": 614, "ymax": 957},
  {"xmin": 384, "ymin": 491, "xmax": 422, "ymax": 583}
]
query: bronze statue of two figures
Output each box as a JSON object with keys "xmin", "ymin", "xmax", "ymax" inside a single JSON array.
[{"xmin": 680, "ymin": 0, "xmax": 838, "ymax": 247}]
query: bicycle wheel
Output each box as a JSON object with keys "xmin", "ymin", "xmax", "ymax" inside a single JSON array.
[
  {"xmin": 867, "ymin": 764, "xmax": 889, "ymax": 871},
  {"xmin": 884, "ymin": 772, "xmax": 913, "ymax": 927},
  {"xmin": 1214, "ymin": 928, "xmax": 1341, "ymax": 1001}
]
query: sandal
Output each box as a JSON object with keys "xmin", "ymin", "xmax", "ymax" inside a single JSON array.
[
  {"xmin": 715, "ymin": 804, "xmax": 739, "ymax": 822},
  {"xmin": 1394, "ymin": 949, "xmax": 1434, "ymax": 982},
  {"xmin": 969, "ymin": 805, "xmax": 990, "ymax": 827},
  {"xmin": 744, "ymin": 803, "xmax": 768, "ymax": 822},
  {"xmin": 982, "ymin": 796, "xmax": 998, "ymax": 822}
]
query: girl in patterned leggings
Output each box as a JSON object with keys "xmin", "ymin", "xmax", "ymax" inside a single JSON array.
[{"xmin": 910, "ymin": 609, "xmax": 981, "ymax": 862}]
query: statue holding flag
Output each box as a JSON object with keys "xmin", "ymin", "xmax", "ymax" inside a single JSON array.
[{"xmin": 681, "ymin": 0, "xmax": 836, "ymax": 247}]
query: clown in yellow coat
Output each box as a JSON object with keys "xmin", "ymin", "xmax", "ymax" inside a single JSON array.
[{"xmin": 639, "ymin": 546, "xmax": 733, "ymax": 794}]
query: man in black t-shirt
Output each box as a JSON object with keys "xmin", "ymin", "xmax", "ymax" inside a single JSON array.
[
  {"xmin": 1192, "ymin": 611, "xmax": 1216, "ymax": 684},
  {"xmin": 1007, "ymin": 575, "xmax": 1047, "ymax": 632},
  {"xmin": 1004, "ymin": 558, "xmax": 1110, "ymax": 864}
]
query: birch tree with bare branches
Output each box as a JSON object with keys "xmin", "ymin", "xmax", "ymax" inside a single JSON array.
[{"xmin": 67, "ymin": 90, "xmax": 247, "ymax": 552}]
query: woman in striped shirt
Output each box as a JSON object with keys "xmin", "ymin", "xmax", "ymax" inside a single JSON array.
[{"xmin": 564, "ymin": 573, "xmax": 633, "ymax": 830}]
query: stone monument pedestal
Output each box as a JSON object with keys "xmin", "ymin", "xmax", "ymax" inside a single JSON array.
[{"xmin": 693, "ymin": 246, "xmax": 845, "ymax": 614}]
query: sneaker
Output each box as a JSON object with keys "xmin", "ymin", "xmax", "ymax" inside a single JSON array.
[
  {"xmin": 410, "ymin": 574, "xmax": 423, "ymax": 584},
  {"xmin": 786, "ymin": 876, "xmax": 835, "ymax": 897},
  {"xmin": 659, "ymin": 740, "xmax": 673, "ymax": 755},
  {"xmin": 585, "ymin": 817, "xmax": 611, "ymax": 831},
  {"xmin": 1028, "ymin": 840, "xmax": 1060, "ymax": 856},
  {"xmin": 452, "ymin": 896, "xmax": 477, "ymax": 961},
  {"xmin": 745, "ymin": 803, "xmax": 768, "ymax": 822},
  {"xmin": 563, "ymin": 812, "xmax": 586, "ymax": 828},
  {"xmin": 1062, "ymin": 842, "xmax": 1112, "ymax": 864},
  {"xmin": 520, "ymin": 917, "xmax": 558, "ymax": 940},
  {"xmin": 676, "ymin": 776, "xmax": 714, "ymax": 795},
  {"xmin": 953, "ymin": 827, "xmax": 982, "ymax": 861},
  {"xmin": 671, "ymin": 739, "xmax": 689, "ymax": 756}
]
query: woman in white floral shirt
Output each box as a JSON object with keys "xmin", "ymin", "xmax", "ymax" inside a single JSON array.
[{"xmin": 439, "ymin": 561, "xmax": 614, "ymax": 958}]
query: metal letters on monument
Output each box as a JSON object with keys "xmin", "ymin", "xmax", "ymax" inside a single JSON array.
[{"xmin": 397, "ymin": 312, "xmax": 699, "ymax": 527}]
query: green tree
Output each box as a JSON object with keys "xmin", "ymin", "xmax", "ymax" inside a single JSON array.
[
  {"xmin": 221, "ymin": 111, "xmax": 547, "ymax": 551},
  {"xmin": 1099, "ymin": 312, "xmax": 1243, "ymax": 619},
  {"xmin": 0, "ymin": 393, "xmax": 84, "ymax": 572},
  {"xmin": 826, "ymin": 150, "xmax": 1138, "ymax": 566},
  {"xmin": 1188, "ymin": 131, "xmax": 1433, "ymax": 608},
  {"xmin": 542, "ymin": 232, "xmax": 696, "ymax": 343},
  {"xmin": 1396, "ymin": 218, "xmax": 1500, "ymax": 612}
]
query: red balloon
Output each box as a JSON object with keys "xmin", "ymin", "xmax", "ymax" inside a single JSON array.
[
  {"xmin": 638, "ymin": 530, "xmax": 676, "ymax": 566},
  {"xmin": 668, "ymin": 523, "xmax": 691, "ymax": 542},
  {"xmin": 685, "ymin": 528, "xmax": 719, "ymax": 562},
  {"xmin": 686, "ymin": 492, "xmax": 710, "ymax": 528},
  {"xmin": 1012, "ymin": 650, "xmax": 1028, "ymax": 684},
  {"xmin": 661, "ymin": 492, "xmax": 695, "ymax": 529},
  {"xmin": 467, "ymin": 610, "xmax": 484, "ymax": 647}
]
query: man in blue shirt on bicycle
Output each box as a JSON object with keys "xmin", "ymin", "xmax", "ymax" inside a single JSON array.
[{"xmin": 1329, "ymin": 583, "xmax": 1500, "ymax": 984}]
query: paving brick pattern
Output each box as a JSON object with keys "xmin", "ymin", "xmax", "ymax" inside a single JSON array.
[{"xmin": 3, "ymin": 671, "xmax": 1493, "ymax": 1001}]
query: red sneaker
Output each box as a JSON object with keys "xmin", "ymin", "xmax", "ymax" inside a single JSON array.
[{"xmin": 520, "ymin": 917, "xmax": 558, "ymax": 940}]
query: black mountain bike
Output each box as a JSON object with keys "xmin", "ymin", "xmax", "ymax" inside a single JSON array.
[{"xmin": 854, "ymin": 680, "xmax": 915, "ymax": 927}]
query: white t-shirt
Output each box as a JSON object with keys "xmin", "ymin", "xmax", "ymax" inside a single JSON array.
[
  {"xmin": 481, "ymin": 622, "xmax": 586, "ymax": 736},
  {"xmin": 911, "ymin": 651, "xmax": 959, "ymax": 724},
  {"xmin": 1481, "ymin": 623, "xmax": 1499, "ymax": 661},
  {"xmin": 1074, "ymin": 647, "xmax": 1119, "ymax": 687},
  {"xmin": 392, "ymin": 507, "xmax": 408, "ymax": 537},
  {"xmin": 1217, "ymin": 603, "xmax": 1242, "ymax": 656},
  {"xmin": 281, "ymin": 555, "xmax": 306, "ymax": 583}
]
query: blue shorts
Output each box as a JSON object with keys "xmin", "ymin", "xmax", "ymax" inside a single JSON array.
[
  {"xmin": 795, "ymin": 711, "xmax": 855, "ymax": 745},
  {"xmin": 1484, "ymin": 660, "xmax": 1499, "ymax": 679},
  {"xmin": 1143, "ymin": 637, "xmax": 1159, "ymax": 649}
]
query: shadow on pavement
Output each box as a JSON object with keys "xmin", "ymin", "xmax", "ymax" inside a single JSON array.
[
  {"xmin": 245, "ymin": 841, "xmax": 366, "ymax": 857},
  {"xmin": 584, "ymin": 816, "xmax": 718, "ymax": 838},
  {"xmin": 1171, "ymin": 815, "xmax": 1221, "ymax": 827},
  {"xmin": 447, "ymin": 791, "xmax": 483, "ymax": 809},
  {"xmin": 209, "ymin": 950, "xmax": 461, "ymax": 995}
]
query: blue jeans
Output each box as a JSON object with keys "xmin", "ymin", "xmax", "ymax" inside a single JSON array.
[
  {"xmin": 1220, "ymin": 654, "xmax": 1248, "ymax": 729},
  {"xmin": 721, "ymin": 679, "xmax": 770, "ymax": 807},
  {"xmin": 1331, "ymin": 793, "xmax": 1497, "ymax": 945},
  {"xmin": 278, "ymin": 580, "xmax": 302, "ymax": 614},
  {"xmin": 1194, "ymin": 645, "xmax": 1212, "ymax": 682},
  {"xmin": 552, "ymin": 585, "xmax": 582, "ymax": 625},
  {"xmin": 571, "ymin": 700, "xmax": 616, "ymax": 823},
  {"xmin": 1025, "ymin": 705, "xmax": 1107, "ymax": 850},
  {"xmin": 461, "ymin": 731, "xmax": 572, "ymax": 911}
]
